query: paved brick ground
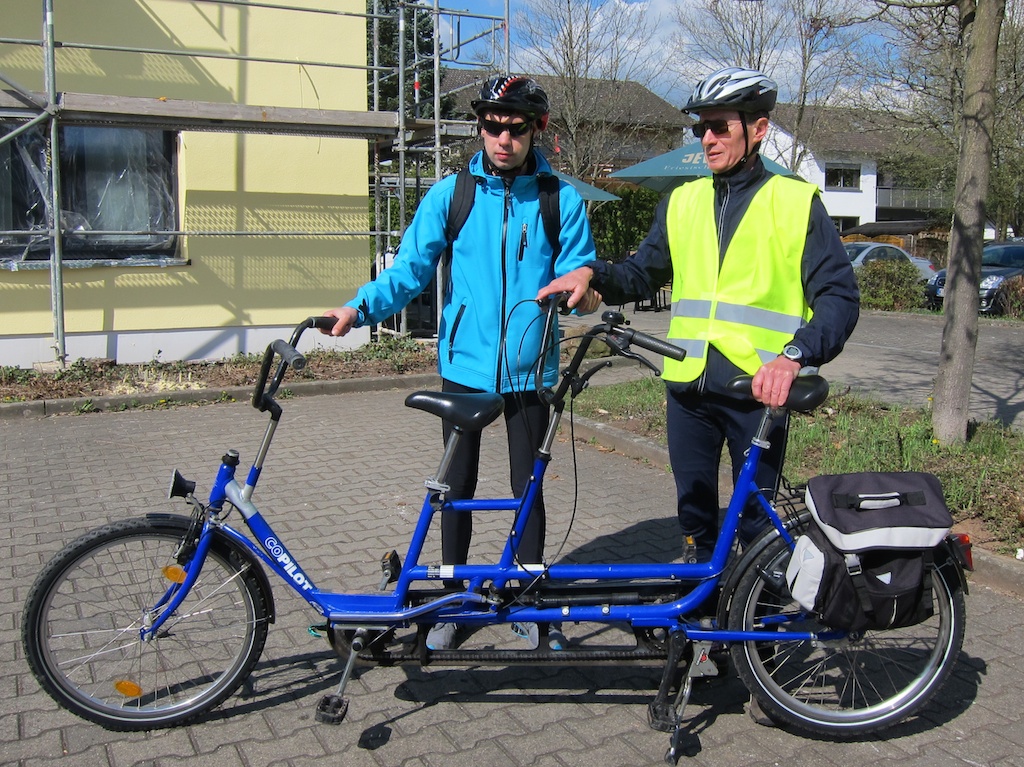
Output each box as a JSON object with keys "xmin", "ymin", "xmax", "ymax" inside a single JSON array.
[{"xmin": 3, "ymin": 385, "xmax": 1023, "ymax": 767}]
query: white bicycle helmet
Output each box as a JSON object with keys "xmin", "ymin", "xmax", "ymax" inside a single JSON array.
[{"xmin": 684, "ymin": 67, "xmax": 777, "ymax": 114}]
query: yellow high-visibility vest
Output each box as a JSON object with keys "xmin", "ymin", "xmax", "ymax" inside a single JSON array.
[{"xmin": 663, "ymin": 174, "xmax": 817, "ymax": 382}]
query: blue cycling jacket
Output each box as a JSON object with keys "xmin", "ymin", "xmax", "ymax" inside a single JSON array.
[{"xmin": 346, "ymin": 149, "xmax": 597, "ymax": 393}]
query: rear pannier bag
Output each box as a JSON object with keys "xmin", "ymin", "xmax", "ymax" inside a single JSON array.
[{"xmin": 785, "ymin": 472, "xmax": 953, "ymax": 632}]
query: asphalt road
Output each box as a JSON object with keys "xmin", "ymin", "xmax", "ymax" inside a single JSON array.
[{"xmin": 821, "ymin": 311, "xmax": 1024, "ymax": 430}]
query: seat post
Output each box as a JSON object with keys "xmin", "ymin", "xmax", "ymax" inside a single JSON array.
[{"xmin": 425, "ymin": 426, "xmax": 463, "ymax": 493}]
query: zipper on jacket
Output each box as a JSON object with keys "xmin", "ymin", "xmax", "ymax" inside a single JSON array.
[
  {"xmin": 517, "ymin": 222, "xmax": 528, "ymax": 261},
  {"xmin": 448, "ymin": 304, "xmax": 467, "ymax": 363},
  {"xmin": 495, "ymin": 182, "xmax": 512, "ymax": 389}
]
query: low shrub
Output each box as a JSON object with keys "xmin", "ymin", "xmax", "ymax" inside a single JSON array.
[{"xmin": 855, "ymin": 259, "xmax": 926, "ymax": 311}]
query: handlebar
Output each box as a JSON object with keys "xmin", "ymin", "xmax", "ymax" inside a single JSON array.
[
  {"xmin": 534, "ymin": 294, "xmax": 684, "ymax": 407},
  {"xmin": 252, "ymin": 316, "xmax": 335, "ymax": 419}
]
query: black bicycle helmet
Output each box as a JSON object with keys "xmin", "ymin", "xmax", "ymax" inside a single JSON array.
[
  {"xmin": 471, "ymin": 75, "xmax": 550, "ymax": 122},
  {"xmin": 684, "ymin": 67, "xmax": 777, "ymax": 115}
]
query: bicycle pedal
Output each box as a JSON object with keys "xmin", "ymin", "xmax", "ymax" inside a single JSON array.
[
  {"xmin": 315, "ymin": 694, "xmax": 349, "ymax": 725},
  {"xmin": 378, "ymin": 549, "xmax": 402, "ymax": 591}
]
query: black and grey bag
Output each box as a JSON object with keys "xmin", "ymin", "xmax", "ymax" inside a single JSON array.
[{"xmin": 786, "ymin": 472, "xmax": 953, "ymax": 632}]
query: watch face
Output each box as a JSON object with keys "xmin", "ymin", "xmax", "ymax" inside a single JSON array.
[{"xmin": 783, "ymin": 345, "xmax": 802, "ymax": 361}]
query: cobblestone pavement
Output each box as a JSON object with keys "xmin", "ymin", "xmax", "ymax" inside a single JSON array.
[{"xmin": 3, "ymin": 382, "xmax": 1024, "ymax": 766}]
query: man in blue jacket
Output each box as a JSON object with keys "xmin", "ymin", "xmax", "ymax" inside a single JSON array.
[
  {"xmin": 539, "ymin": 67, "xmax": 859, "ymax": 566},
  {"xmin": 323, "ymin": 75, "xmax": 597, "ymax": 649}
]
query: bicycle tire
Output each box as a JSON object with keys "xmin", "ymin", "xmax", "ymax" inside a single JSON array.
[
  {"xmin": 22, "ymin": 516, "xmax": 270, "ymax": 730},
  {"xmin": 726, "ymin": 523, "xmax": 966, "ymax": 736}
]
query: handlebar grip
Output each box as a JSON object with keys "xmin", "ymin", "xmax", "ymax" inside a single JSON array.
[
  {"xmin": 613, "ymin": 327, "xmax": 685, "ymax": 361},
  {"xmin": 271, "ymin": 339, "xmax": 307, "ymax": 372},
  {"xmin": 308, "ymin": 316, "xmax": 337, "ymax": 331}
]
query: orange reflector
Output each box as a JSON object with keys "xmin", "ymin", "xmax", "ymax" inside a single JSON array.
[
  {"xmin": 162, "ymin": 565, "xmax": 187, "ymax": 584},
  {"xmin": 952, "ymin": 532, "xmax": 974, "ymax": 571},
  {"xmin": 114, "ymin": 680, "xmax": 143, "ymax": 698}
]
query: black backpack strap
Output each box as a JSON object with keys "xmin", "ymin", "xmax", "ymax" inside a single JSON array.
[
  {"xmin": 537, "ymin": 173, "xmax": 562, "ymax": 259},
  {"xmin": 446, "ymin": 167, "xmax": 477, "ymax": 247}
]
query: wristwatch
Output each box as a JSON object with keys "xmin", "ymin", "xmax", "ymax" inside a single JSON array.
[{"xmin": 782, "ymin": 344, "xmax": 804, "ymax": 363}]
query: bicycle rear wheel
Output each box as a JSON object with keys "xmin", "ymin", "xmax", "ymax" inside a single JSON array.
[
  {"xmin": 726, "ymin": 530, "xmax": 966, "ymax": 736},
  {"xmin": 23, "ymin": 515, "xmax": 270, "ymax": 730}
]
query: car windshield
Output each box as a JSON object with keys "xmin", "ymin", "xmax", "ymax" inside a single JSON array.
[
  {"xmin": 981, "ymin": 244, "xmax": 1024, "ymax": 269},
  {"xmin": 844, "ymin": 243, "xmax": 870, "ymax": 260}
]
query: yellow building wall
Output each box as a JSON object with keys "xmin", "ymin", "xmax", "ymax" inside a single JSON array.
[{"xmin": 0, "ymin": 0, "xmax": 374, "ymax": 364}]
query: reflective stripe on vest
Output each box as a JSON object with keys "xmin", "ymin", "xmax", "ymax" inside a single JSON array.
[{"xmin": 663, "ymin": 174, "xmax": 816, "ymax": 382}]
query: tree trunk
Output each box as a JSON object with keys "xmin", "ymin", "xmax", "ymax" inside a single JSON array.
[{"xmin": 932, "ymin": 0, "xmax": 1005, "ymax": 444}]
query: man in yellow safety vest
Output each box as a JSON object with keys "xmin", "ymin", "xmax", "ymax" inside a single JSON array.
[{"xmin": 539, "ymin": 67, "xmax": 859, "ymax": 563}]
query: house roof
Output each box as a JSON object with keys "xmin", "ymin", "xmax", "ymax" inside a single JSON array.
[
  {"xmin": 774, "ymin": 103, "xmax": 937, "ymax": 157},
  {"xmin": 841, "ymin": 220, "xmax": 945, "ymax": 236},
  {"xmin": 442, "ymin": 69, "xmax": 689, "ymax": 130}
]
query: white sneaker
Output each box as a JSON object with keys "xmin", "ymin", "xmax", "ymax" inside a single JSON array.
[
  {"xmin": 511, "ymin": 621, "xmax": 539, "ymax": 649},
  {"xmin": 426, "ymin": 622, "xmax": 460, "ymax": 650}
]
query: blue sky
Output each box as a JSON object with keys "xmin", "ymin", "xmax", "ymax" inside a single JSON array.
[{"xmin": 443, "ymin": 0, "xmax": 685, "ymax": 104}]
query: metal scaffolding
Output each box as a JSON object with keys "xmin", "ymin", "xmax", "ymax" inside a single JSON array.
[{"xmin": 0, "ymin": 0, "xmax": 509, "ymax": 361}]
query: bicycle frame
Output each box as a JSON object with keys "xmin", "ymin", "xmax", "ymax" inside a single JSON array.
[{"xmin": 148, "ymin": 312, "xmax": 833, "ymax": 647}]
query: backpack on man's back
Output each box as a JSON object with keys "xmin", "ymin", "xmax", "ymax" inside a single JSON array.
[{"xmin": 445, "ymin": 167, "xmax": 562, "ymax": 257}]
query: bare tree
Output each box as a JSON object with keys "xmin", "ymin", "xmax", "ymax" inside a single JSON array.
[
  {"xmin": 668, "ymin": 0, "xmax": 867, "ymax": 169},
  {"xmin": 931, "ymin": 0, "xmax": 1006, "ymax": 443},
  {"xmin": 869, "ymin": 0, "xmax": 1004, "ymax": 443},
  {"xmin": 511, "ymin": 0, "xmax": 671, "ymax": 181}
]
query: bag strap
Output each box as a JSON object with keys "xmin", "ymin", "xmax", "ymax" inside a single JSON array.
[
  {"xmin": 537, "ymin": 173, "xmax": 562, "ymax": 259},
  {"xmin": 831, "ymin": 490, "xmax": 928, "ymax": 511},
  {"xmin": 446, "ymin": 167, "xmax": 478, "ymax": 247},
  {"xmin": 844, "ymin": 553, "xmax": 877, "ymax": 620}
]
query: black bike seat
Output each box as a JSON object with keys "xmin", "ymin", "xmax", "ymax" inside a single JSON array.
[
  {"xmin": 405, "ymin": 391, "xmax": 505, "ymax": 431},
  {"xmin": 724, "ymin": 374, "xmax": 829, "ymax": 413}
]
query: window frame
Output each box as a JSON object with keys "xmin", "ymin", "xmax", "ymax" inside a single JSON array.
[
  {"xmin": 1, "ymin": 123, "xmax": 181, "ymax": 269},
  {"xmin": 824, "ymin": 164, "xmax": 862, "ymax": 191}
]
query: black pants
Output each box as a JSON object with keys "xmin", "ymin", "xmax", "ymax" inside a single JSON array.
[
  {"xmin": 440, "ymin": 379, "xmax": 549, "ymax": 566},
  {"xmin": 665, "ymin": 386, "xmax": 789, "ymax": 559}
]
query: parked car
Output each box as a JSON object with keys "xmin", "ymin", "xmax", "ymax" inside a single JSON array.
[
  {"xmin": 925, "ymin": 241, "xmax": 1024, "ymax": 314},
  {"xmin": 844, "ymin": 242, "xmax": 936, "ymax": 282}
]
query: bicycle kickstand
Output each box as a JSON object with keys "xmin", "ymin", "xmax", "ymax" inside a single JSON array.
[{"xmin": 315, "ymin": 627, "xmax": 367, "ymax": 725}]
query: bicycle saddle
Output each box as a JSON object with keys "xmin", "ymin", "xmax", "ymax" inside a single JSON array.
[
  {"xmin": 724, "ymin": 374, "xmax": 829, "ymax": 413},
  {"xmin": 405, "ymin": 391, "xmax": 505, "ymax": 431}
]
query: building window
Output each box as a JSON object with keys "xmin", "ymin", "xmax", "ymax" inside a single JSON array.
[
  {"xmin": 1, "ymin": 124, "xmax": 177, "ymax": 264},
  {"xmin": 832, "ymin": 216, "xmax": 860, "ymax": 233},
  {"xmin": 825, "ymin": 165, "xmax": 861, "ymax": 190}
]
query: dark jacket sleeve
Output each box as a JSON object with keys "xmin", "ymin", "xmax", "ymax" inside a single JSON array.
[
  {"xmin": 586, "ymin": 195, "xmax": 674, "ymax": 305},
  {"xmin": 792, "ymin": 196, "xmax": 860, "ymax": 367}
]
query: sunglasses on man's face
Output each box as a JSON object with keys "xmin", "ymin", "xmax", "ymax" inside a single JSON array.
[
  {"xmin": 691, "ymin": 119, "xmax": 736, "ymax": 139},
  {"xmin": 480, "ymin": 118, "xmax": 533, "ymax": 138}
]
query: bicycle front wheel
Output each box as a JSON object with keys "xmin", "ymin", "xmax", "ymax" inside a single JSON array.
[
  {"xmin": 727, "ymin": 532, "xmax": 966, "ymax": 736},
  {"xmin": 23, "ymin": 516, "xmax": 270, "ymax": 730}
]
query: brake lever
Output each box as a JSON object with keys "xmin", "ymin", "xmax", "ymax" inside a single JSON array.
[{"xmin": 605, "ymin": 335, "xmax": 660, "ymax": 374}]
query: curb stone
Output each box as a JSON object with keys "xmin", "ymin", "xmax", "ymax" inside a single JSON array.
[{"xmin": 0, "ymin": 372, "xmax": 442, "ymax": 419}]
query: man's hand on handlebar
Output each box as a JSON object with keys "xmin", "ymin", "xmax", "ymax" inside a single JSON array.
[
  {"xmin": 751, "ymin": 356, "xmax": 802, "ymax": 409},
  {"xmin": 537, "ymin": 267, "xmax": 601, "ymax": 313},
  {"xmin": 319, "ymin": 307, "xmax": 358, "ymax": 337}
]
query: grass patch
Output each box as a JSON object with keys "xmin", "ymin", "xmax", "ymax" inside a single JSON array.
[{"xmin": 574, "ymin": 379, "xmax": 1024, "ymax": 555}]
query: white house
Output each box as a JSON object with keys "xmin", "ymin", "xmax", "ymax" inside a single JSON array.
[{"xmin": 762, "ymin": 105, "xmax": 950, "ymax": 234}]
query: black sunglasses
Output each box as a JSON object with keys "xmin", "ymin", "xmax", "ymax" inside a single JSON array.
[
  {"xmin": 479, "ymin": 118, "xmax": 534, "ymax": 138},
  {"xmin": 691, "ymin": 119, "xmax": 736, "ymax": 139}
]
